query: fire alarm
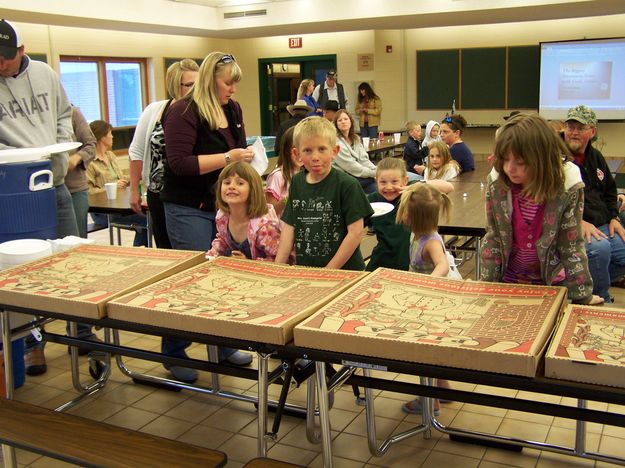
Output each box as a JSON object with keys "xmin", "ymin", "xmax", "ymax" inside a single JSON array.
[{"xmin": 386, "ymin": 45, "xmax": 392, "ymax": 53}]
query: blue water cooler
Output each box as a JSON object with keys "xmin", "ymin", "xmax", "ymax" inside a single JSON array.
[
  {"xmin": 0, "ymin": 159, "xmax": 56, "ymax": 390},
  {"xmin": 0, "ymin": 159, "xmax": 57, "ymax": 242}
]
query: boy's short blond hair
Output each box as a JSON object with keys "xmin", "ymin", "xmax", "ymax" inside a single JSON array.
[
  {"xmin": 293, "ymin": 116, "xmax": 337, "ymax": 149},
  {"xmin": 405, "ymin": 121, "xmax": 421, "ymax": 132},
  {"xmin": 376, "ymin": 157, "xmax": 407, "ymax": 177}
]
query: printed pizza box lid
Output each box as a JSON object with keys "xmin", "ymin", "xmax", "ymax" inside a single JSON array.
[
  {"xmin": 0, "ymin": 245, "xmax": 205, "ymax": 319},
  {"xmin": 294, "ymin": 268, "xmax": 566, "ymax": 377},
  {"xmin": 107, "ymin": 257, "xmax": 366, "ymax": 345},
  {"xmin": 545, "ymin": 304, "xmax": 625, "ymax": 388}
]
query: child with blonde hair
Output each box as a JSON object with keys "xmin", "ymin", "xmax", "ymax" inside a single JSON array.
[
  {"xmin": 424, "ymin": 141, "xmax": 460, "ymax": 181},
  {"xmin": 265, "ymin": 127, "xmax": 302, "ymax": 217},
  {"xmin": 396, "ymin": 182, "xmax": 455, "ymax": 415},
  {"xmin": 275, "ymin": 117, "xmax": 373, "ymax": 269},
  {"xmin": 207, "ymin": 161, "xmax": 281, "ymax": 261},
  {"xmin": 403, "ymin": 121, "xmax": 428, "ymax": 181},
  {"xmin": 367, "ymin": 158, "xmax": 454, "ymax": 271},
  {"xmin": 481, "ymin": 112, "xmax": 602, "ymax": 305}
]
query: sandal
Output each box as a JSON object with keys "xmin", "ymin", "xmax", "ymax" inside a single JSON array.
[{"xmin": 401, "ymin": 398, "xmax": 440, "ymax": 416}]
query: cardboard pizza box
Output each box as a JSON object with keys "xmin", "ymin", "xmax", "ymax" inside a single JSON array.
[
  {"xmin": 294, "ymin": 268, "xmax": 567, "ymax": 377},
  {"xmin": 545, "ymin": 304, "xmax": 625, "ymax": 388},
  {"xmin": 0, "ymin": 245, "xmax": 205, "ymax": 319},
  {"xmin": 107, "ymin": 257, "xmax": 366, "ymax": 345}
]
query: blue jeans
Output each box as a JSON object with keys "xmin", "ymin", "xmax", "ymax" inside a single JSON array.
[
  {"xmin": 162, "ymin": 202, "xmax": 225, "ymax": 359},
  {"xmin": 360, "ymin": 125, "xmax": 378, "ymax": 138},
  {"xmin": 26, "ymin": 185, "xmax": 91, "ymax": 352},
  {"xmin": 585, "ymin": 224, "xmax": 625, "ymax": 302},
  {"xmin": 70, "ymin": 190, "xmax": 89, "ymax": 239},
  {"xmin": 55, "ymin": 184, "xmax": 79, "ymax": 238}
]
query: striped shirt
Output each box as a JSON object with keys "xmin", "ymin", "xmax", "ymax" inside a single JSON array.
[{"xmin": 502, "ymin": 185, "xmax": 544, "ymax": 284}]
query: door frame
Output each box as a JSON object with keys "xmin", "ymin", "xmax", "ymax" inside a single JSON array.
[{"xmin": 258, "ymin": 54, "xmax": 336, "ymax": 135}]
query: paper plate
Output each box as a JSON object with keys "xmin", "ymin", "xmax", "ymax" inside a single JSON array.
[
  {"xmin": 0, "ymin": 142, "xmax": 82, "ymax": 164},
  {"xmin": 45, "ymin": 142, "xmax": 82, "ymax": 154},
  {"xmin": 370, "ymin": 202, "xmax": 394, "ymax": 217},
  {"xmin": 0, "ymin": 147, "xmax": 50, "ymax": 164}
]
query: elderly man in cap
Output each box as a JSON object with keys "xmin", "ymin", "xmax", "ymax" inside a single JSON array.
[
  {"xmin": 313, "ymin": 70, "xmax": 347, "ymax": 110},
  {"xmin": 564, "ymin": 105, "xmax": 625, "ymax": 302},
  {"xmin": 274, "ymin": 98, "xmax": 312, "ymax": 154},
  {"xmin": 0, "ymin": 19, "xmax": 95, "ymax": 375}
]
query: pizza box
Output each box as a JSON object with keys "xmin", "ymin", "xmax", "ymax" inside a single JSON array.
[
  {"xmin": 0, "ymin": 245, "xmax": 205, "ymax": 319},
  {"xmin": 107, "ymin": 257, "xmax": 366, "ymax": 345},
  {"xmin": 545, "ymin": 304, "xmax": 625, "ymax": 388},
  {"xmin": 294, "ymin": 268, "xmax": 567, "ymax": 377}
]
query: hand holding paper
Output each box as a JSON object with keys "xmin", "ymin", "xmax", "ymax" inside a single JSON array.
[{"xmin": 249, "ymin": 137, "xmax": 269, "ymax": 175}]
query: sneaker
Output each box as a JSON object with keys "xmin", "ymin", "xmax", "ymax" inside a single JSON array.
[
  {"xmin": 401, "ymin": 398, "xmax": 440, "ymax": 416},
  {"xmin": 67, "ymin": 336, "xmax": 104, "ymax": 356},
  {"xmin": 25, "ymin": 349, "xmax": 47, "ymax": 376},
  {"xmin": 164, "ymin": 365, "xmax": 198, "ymax": 383},
  {"xmin": 221, "ymin": 350, "xmax": 253, "ymax": 366}
]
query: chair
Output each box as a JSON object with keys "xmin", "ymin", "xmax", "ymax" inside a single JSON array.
[{"xmin": 109, "ymin": 221, "xmax": 150, "ymax": 247}]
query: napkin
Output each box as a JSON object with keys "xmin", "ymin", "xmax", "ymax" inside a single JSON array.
[{"xmin": 249, "ymin": 137, "xmax": 269, "ymax": 175}]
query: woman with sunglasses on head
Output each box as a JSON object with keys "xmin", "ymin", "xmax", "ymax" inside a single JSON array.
[
  {"xmin": 160, "ymin": 52, "xmax": 255, "ymax": 381},
  {"xmin": 128, "ymin": 58, "xmax": 199, "ymax": 249},
  {"xmin": 439, "ymin": 114, "xmax": 475, "ymax": 173}
]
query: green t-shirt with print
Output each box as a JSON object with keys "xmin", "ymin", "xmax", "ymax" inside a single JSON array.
[
  {"xmin": 366, "ymin": 191, "xmax": 411, "ymax": 271},
  {"xmin": 282, "ymin": 168, "xmax": 373, "ymax": 270}
]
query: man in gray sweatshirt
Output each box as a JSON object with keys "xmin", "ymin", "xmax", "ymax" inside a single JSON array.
[{"xmin": 0, "ymin": 19, "xmax": 81, "ymax": 375}]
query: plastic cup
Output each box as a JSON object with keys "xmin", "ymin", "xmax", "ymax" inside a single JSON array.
[
  {"xmin": 393, "ymin": 133, "xmax": 401, "ymax": 144},
  {"xmin": 362, "ymin": 137, "xmax": 370, "ymax": 147},
  {"xmin": 105, "ymin": 182, "xmax": 117, "ymax": 200}
]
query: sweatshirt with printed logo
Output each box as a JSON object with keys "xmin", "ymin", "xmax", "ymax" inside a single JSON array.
[{"xmin": 0, "ymin": 55, "xmax": 73, "ymax": 186}]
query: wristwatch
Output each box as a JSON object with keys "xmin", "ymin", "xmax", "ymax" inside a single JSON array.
[{"xmin": 224, "ymin": 152, "xmax": 231, "ymax": 164}]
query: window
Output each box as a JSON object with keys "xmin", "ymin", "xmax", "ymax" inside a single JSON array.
[{"xmin": 60, "ymin": 57, "xmax": 148, "ymax": 127}]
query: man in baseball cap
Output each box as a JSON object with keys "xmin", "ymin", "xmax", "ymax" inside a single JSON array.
[
  {"xmin": 313, "ymin": 69, "xmax": 347, "ymax": 111},
  {"xmin": 0, "ymin": 19, "xmax": 88, "ymax": 375},
  {"xmin": 564, "ymin": 104, "xmax": 625, "ymax": 302},
  {"xmin": 0, "ymin": 19, "xmax": 24, "ymax": 76}
]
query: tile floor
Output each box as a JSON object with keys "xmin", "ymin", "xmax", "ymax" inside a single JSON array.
[{"xmin": 3, "ymin": 228, "xmax": 625, "ymax": 467}]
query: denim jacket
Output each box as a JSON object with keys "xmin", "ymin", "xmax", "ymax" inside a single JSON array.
[{"xmin": 480, "ymin": 162, "xmax": 594, "ymax": 304}]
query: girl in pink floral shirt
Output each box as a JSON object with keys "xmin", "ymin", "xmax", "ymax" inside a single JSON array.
[{"xmin": 207, "ymin": 161, "xmax": 281, "ymax": 261}]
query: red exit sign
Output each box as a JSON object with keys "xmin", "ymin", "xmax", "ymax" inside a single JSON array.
[{"xmin": 289, "ymin": 37, "xmax": 302, "ymax": 48}]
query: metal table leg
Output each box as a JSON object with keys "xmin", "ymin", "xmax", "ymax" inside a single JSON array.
[
  {"xmin": 315, "ymin": 361, "xmax": 333, "ymax": 468},
  {"xmin": 1, "ymin": 310, "xmax": 17, "ymax": 467}
]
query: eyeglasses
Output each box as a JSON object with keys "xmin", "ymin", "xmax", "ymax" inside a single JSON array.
[
  {"xmin": 565, "ymin": 122, "xmax": 592, "ymax": 133},
  {"xmin": 180, "ymin": 82, "xmax": 195, "ymax": 88},
  {"xmin": 218, "ymin": 54, "xmax": 236, "ymax": 64},
  {"xmin": 443, "ymin": 116, "xmax": 453, "ymax": 124}
]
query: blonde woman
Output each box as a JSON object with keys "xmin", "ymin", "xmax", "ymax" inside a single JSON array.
[
  {"xmin": 160, "ymin": 52, "xmax": 255, "ymax": 378},
  {"xmin": 297, "ymin": 78, "xmax": 321, "ymax": 116},
  {"xmin": 128, "ymin": 58, "xmax": 199, "ymax": 248}
]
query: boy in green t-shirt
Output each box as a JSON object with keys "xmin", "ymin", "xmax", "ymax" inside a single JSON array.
[{"xmin": 275, "ymin": 117, "xmax": 373, "ymax": 270}]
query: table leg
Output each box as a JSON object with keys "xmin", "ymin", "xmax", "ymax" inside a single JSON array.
[
  {"xmin": 315, "ymin": 361, "xmax": 333, "ymax": 467},
  {"xmin": 257, "ymin": 352, "xmax": 270, "ymax": 457},
  {"xmin": 107, "ymin": 214, "xmax": 114, "ymax": 245},
  {"xmin": 1, "ymin": 310, "xmax": 18, "ymax": 467},
  {"xmin": 475, "ymin": 237, "xmax": 481, "ymax": 280}
]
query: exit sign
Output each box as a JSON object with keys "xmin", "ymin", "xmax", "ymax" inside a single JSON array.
[{"xmin": 289, "ymin": 37, "xmax": 302, "ymax": 48}]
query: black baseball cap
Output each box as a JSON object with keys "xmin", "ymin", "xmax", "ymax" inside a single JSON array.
[
  {"xmin": 324, "ymin": 100, "xmax": 339, "ymax": 112},
  {"xmin": 0, "ymin": 20, "xmax": 20, "ymax": 59},
  {"xmin": 326, "ymin": 70, "xmax": 337, "ymax": 77}
]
